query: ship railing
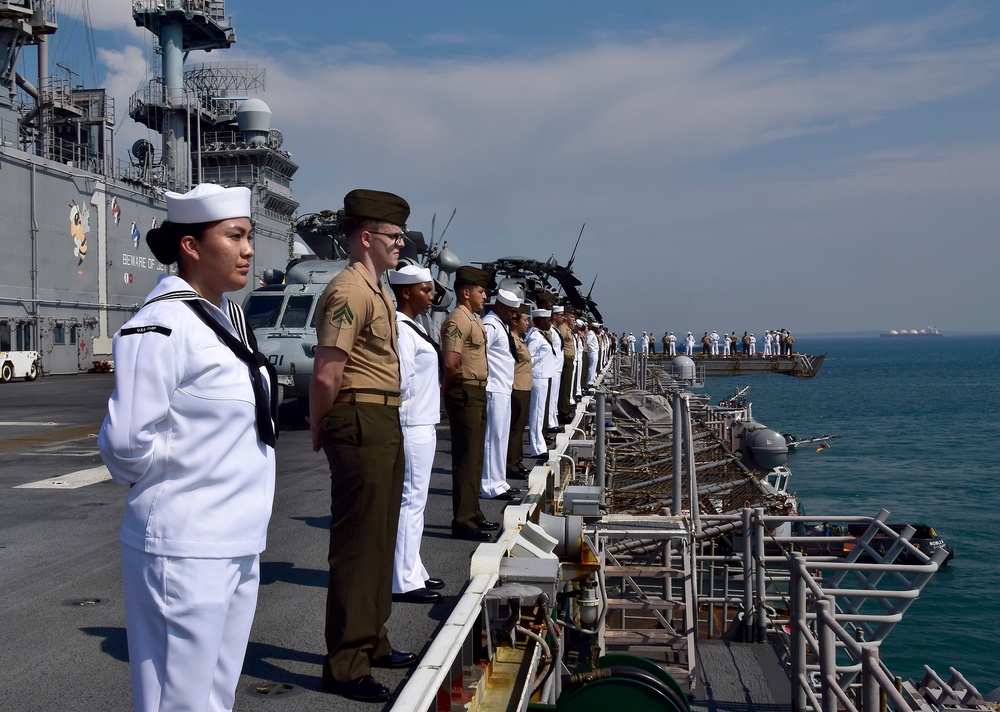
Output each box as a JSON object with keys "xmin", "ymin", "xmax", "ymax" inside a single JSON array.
[
  {"xmin": 392, "ymin": 369, "xmax": 610, "ymax": 711},
  {"xmin": 132, "ymin": 0, "xmax": 226, "ymax": 23}
]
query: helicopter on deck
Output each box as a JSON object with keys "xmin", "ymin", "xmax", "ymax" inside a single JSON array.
[{"xmin": 242, "ymin": 209, "xmax": 460, "ymax": 403}]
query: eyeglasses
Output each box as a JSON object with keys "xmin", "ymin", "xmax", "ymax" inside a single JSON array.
[{"xmin": 368, "ymin": 229, "xmax": 407, "ymax": 244}]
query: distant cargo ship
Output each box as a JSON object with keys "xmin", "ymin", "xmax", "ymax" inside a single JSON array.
[{"xmin": 880, "ymin": 327, "xmax": 943, "ymax": 337}]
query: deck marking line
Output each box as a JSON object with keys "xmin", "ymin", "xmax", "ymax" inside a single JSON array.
[
  {"xmin": 0, "ymin": 422, "xmax": 103, "ymax": 454},
  {"xmin": 0, "ymin": 421, "xmax": 61, "ymax": 427},
  {"xmin": 15, "ymin": 465, "xmax": 112, "ymax": 489}
]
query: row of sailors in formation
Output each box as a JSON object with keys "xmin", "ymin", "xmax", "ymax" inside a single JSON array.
[
  {"xmin": 623, "ymin": 329, "xmax": 797, "ymax": 357},
  {"xmin": 392, "ymin": 263, "xmax": 614, "ymax": 605}
]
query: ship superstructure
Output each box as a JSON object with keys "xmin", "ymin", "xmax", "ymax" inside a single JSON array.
[{"xmin": 0, "ymin": 0, "xmax": 297, "ymax": 376}]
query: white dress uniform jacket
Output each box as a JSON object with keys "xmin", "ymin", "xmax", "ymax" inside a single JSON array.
[{"xmin": 99, "ymin": 275, "xmax": 275, "ymax": 558}]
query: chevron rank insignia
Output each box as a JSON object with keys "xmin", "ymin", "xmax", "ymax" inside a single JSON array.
[
  {"xmin": 447, "ymin": 324, "xmax": 462, "ymax": 340},
  {"xmin": 330, "ymin": 303, "xmax": 355, "ymax": 327}
]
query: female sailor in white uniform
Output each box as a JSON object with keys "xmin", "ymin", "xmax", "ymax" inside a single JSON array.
[
  {"xmin": 389, "ymin": 265, "xmax": 445, "ymax": 604},
  {"xmin": 98, "ymin": 184, "xmax": 277, "ymax": 712}
]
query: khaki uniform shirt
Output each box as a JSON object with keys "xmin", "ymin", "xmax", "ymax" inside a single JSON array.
[
  {"xmin": 316, "ymin": 262, "xmax": 400, "ymax": 393},
  {"xmin": 441, "ymin": 304, "xmax": 487, "ymax": 382},
  {"xmin": 558, "ymin": 322, "xmax": 575, "ymax": 361},
  {"xmin": 513, "ymin": 334, "xmax": 532, "ymax": 391}
]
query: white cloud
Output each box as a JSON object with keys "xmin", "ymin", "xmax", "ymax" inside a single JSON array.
[
  {"xmin": 57, "ymin": 0, "xmax": 145, "ymax": 34},
  {"xmin": 80, "ymin": 9, "xmax": 1000, "ymax": 331}
]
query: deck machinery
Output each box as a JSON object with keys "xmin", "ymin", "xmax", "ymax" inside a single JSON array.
[{"xmin": 390, "ymin": 353, "xmax": 989, "ymax": 712}]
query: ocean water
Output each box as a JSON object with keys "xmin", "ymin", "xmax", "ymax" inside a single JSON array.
[{"xmin": 703, "ymin": 335, "xmax": 1000, "ymax": 693}]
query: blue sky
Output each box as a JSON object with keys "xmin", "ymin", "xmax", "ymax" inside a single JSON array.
[{"xmin": 49, "ymin": 1, "xmax": 1000, "ymax": 333}]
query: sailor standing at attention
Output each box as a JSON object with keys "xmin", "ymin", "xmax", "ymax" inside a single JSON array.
[
  {"xmin": 526, "ymin": 308, "xmax": 555, "ymax": 458},
  {"xmin": 669, "ymin": 331, "xmax": 677, "ymax": 356},
  {"xmin": 98, "ymin": 184, "xmax": 278, "ymax": 712},
  {"xmin": 441, "ymin": 265, "xmax": 499, "ymax": 542},
  {"xmin": 389, "ymin": 265, "xmax": 445, "ymax": 605},
  {"xmin": 573, "ymin": 319, "xmax": 585, "ymax": 400},
  {"xmin": 685, "ymin": 331, "xmax": 695, "ymax": 356},
  {"xmin": 481, "ymin": 288, "xmax": 522, "ymax": 500},
  {"xmin": 310, "ymin": 189, "xmax": 415, "ymax": 703},
  {"xmin": 585, "ymin": 322, "xmax": 599, "ymax": 389},
  {"xmin": 546, "ymin": 306, "xmax": 564, "ymax": 432}
]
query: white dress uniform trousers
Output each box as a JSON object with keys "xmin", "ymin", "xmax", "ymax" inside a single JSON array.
[
  {"xmin": 121, "ymin": 547, "xmax": 259, "ymax": 712},
  {"xmin": 394, "ymin": 423, "xmax": 435, "ymax": 591}
]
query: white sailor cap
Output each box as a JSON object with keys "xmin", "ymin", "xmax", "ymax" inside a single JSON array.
[
  {"xmin": 495, "ymin": 289, "xmax": 521, "ymax": 308},
  {"xmin": 531, "ymin": 308, "xmax": 551, "ymax": 318},
  {"xmin": 165, "ymin": 183, "xmax": 251, "ymax": 224},
  {"xmin": 552, "ymin": 305, "xmax": 564, "ymax": 313},
  {"xmin": 388, "ymin": 264, "xmax": 433, "ymax": 285},
  {"xmin": 577, "ymin": 319, "xmax": 586, "ymax": 327}
]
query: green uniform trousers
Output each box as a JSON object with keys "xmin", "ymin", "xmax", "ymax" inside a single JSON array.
[
  {"xmin": 507, "ymin": 388, "xmax": 531, "ymax": 475},
  {"xmin": 558, "ymin": 359, "xmax": 574, "ymax": 421},
  {"xmin": 444, "ymin": 381, "xmax": 487, "ymax": 533},
  {"xmin": 320, "ymin": 402, "xmax": 404, "ymax": 684}
]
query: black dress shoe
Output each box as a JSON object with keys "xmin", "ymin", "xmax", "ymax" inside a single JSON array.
[
  {"xmin": 392, "ymin": 588, "xmax": 441, "ymax": 604},
  {"xmin": 372, "ymin": 648, "xmax": 419, "ymax": 668},
  {"xmin": 485, "ymin": 491, "xmax": 515, "ymax": 500},
  {"xmin": 547, "ymin": 426, "xmax": 564, "ymax": 434},
  {"xmin": 508, "ymin": 470, "xmax": 527, "ymax": 480},
  {"xmin": 324, "ymin": 675, "xmax": 390, "ymax": 702},
  {"xmin": 478, "ymin": 519, "xmax": 500, "ymax": 530},
  {"xmin": 452, "ymin": 527, "xmax": 493, "ymax": 541},
  {"xmin": 425, "ymin": 577, "xmax": 445, "ymax": 590}
]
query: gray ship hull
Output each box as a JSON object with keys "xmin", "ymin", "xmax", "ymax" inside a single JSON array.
[{"xmin": 0, "ymin": 144, "xmax": 292, "ymax": 374}]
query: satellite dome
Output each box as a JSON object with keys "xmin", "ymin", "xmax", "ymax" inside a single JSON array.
[
  {"xmin": 744, "ymin": 422, "xmax": 789, "ymax": 470},
  {"xmin": 236, "ymin": 99, "xmax": 272, "ymax": 144},
  {"xmin": 671, "ymin": 355, "xmax": 695, "ymax": 381}
]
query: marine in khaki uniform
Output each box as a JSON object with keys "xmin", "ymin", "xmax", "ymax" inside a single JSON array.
[
  {"xmin": 557, "ymin": 305, "xmax": 576, "ymax": 423},
  {"xmin": 507, "ymin": 304, "xmax": 533, "ymax": 479},
  {"xmin": 441, "ymin": 265, "xmax": 497, "ymax": 541},
  {"xmin": 309, "ymin": 189, "xmax": 414, "ymax": 703}
]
